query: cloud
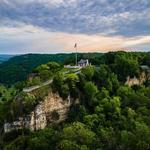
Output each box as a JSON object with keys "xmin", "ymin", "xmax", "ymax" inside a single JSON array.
[
  {"xmin": 0, "ymin": 25, "xmax": 149, "ymax": 54},
  {"xmin": 0, "ymin": 0, "xmax": 149, "ymax": 53},
  {"xmin": 124, "ymin": 36, "xmax": 150, "ymax": 46},
  {"xmin": 0, "ymin": 0, "xmax": 150, "ymax": 37}
]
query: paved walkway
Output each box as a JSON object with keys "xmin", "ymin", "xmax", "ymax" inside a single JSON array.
[
  {"xmin": 23, "ymin": 68, "xmax": 82, "ymax": 93},
  {"xmin": 23, "ymin": 79, "xmax": 52, "ymax": 93}
]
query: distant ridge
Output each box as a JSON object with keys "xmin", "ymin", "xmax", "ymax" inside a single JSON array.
[
  {"xmin": 0, "ymin": 54, "xmax": 14, "ymax": 63},
  {"xmin": 0, "ymin": 53, "xmax": 103, "ymax": 85}
]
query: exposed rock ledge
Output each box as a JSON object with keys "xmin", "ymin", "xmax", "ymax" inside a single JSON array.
[
  {"xmin": 4, "ymin": 92, "xmax": 74, "ymax": 133},
  {"xmin": 125, "ymin": 71, "xmax": 150, "ymax": 87}
]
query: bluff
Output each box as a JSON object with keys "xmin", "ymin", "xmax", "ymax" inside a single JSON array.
[
  {"xmin": 4, "ymin": 92, "xmax": 76, "ymax": 133},
  {"xmin": 125, "ymin": 70, "xmax": 150, "ymax": 86}
]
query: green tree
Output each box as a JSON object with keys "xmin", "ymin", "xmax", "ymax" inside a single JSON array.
[
  {"xmin": 27, "ymin": 127, "xmax": 55, "ymax": 150},
  {"xmin": 57, "ymin": 140, "xmax": 80, "ymax": 150},
  {"xmin": 82, "ymin": 66, "xmax": 95, "ymax": 80},
  {"xmin": 66, "ymin": 74, "xmax": 79, "ymax": 97},
  {"xmin": 84, "ymin": 82, "xmax": 98, "ymax": 106},
  {"xmin": 58, "ymin": 122, "xmax": 95, "ymax": 149},
  {"xmin": 47, "ymin": 62, "xmax": 61, "ymax": 71},
  {"xmin": 115, "ymin": 55, "xmax": 140, "ymax": 81}
]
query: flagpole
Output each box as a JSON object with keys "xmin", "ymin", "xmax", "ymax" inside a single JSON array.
[
  {"xmin": 74, "ymin": 43, "xmax": 78, "ymax": 66},
  {"xmin": 76, "ymin": 45, "xmax": 77, "ymax": 66}
]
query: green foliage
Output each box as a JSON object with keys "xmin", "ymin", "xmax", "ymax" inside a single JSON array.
[
  {"xmin": 58, "ymin": 140, "xmax": 81, "ymax": 150},
  {"xmin": 114, "ymin": 55, "xmax": 140, "ymax": 81},
  {"xmin": 82, "ymin": 66, "xmax": 95, "ymax": 80},
  {"xmin": 52, "ymin": 73, "xmax": 69, "ymax": 99},
  {"xmin": 0, "ymin": 53, "xmax": 103, "ymax": 85},
  {"xmin": 0, "ymin": 54, "xmax": 68, "ymax": 85},
  {"xmin": 3, "ymin": 127, "xmax": 56, "ymax": 150},
  {"xmin": 47, "ymin": 62, "xmax": 61, "ymax": 71},
  {"xmin": 32, "ymin": 61, "xmax": 61, "ymax": 83},
  {"xmin": 1, "ymin": 51, "xmax": 150, "ymax": 150},
  {"xmin": 0, "ymin": 85, "xmax": 16, "ymax": 102},
  {"xmin": 64, "ymin": 53, "xmax": 103, "ymax": 65},
  {"xmin": 84, "ymin": 82, "xmax": 98, "ymax": 106},
  {"xmin": 0, "ymin": 86, "xmax": 16, "ymax": 126},
  {"xmin": 66, "ymin": 74, "xmax": 79, "ymax": 97},
  {"xmin": 58, "ymin": 122, "xmax": 95, "ymax": 149},
  {"xmin": 27, "ymin": 77, "xmax": 41, "ymax": 86}
]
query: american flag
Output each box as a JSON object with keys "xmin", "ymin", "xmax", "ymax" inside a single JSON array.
[{"xmin": 74, "ymin": 43, "xmax": 77, "ymax": 48}]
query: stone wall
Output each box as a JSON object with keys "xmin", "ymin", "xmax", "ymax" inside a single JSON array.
[{"xmin": 4, "ymin": 92, "xmax": 72, "ymax": 133}]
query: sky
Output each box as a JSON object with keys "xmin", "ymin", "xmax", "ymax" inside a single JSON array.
[{"xmin": 0, "ymin": 0, "xmax": 150, "ymax": 54}]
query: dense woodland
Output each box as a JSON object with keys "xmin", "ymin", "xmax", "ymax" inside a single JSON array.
[
  {"xmin": 0, "ymin": 51, "xmax": 150, "ymax": 150},
  {"xmin": 0, "ymin": 53, "xmax": 102, "ymax": 85},
  {"xmin": 0, "ymin": 55, "xmax": 13, "ymax": 64}
]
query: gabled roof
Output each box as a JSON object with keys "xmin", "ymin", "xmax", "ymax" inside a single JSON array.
[
  {"xmin": 141, "ymin": 65, "xmax": 150, "ymax": 70},
  {"xmin": 78, "ymin": 59, "xmax": 88, "ymax": 64}
]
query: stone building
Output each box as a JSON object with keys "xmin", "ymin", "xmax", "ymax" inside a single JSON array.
[{"xmin": 78, "ymin": 59, "xmax": 89, "ymax": 67}]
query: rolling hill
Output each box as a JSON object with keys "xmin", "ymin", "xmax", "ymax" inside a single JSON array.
[
  {"xmin": 0, "ymin": 55, "xmax": 13, "ymax": 63},
  {"xmin": 0, "ymin": 53, "xmax": 103, "ymax": 85}
]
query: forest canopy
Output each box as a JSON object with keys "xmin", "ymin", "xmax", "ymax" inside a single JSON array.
[{"xmin": 0, "ymin": 51, "xmax": 150, "ymax": 150}]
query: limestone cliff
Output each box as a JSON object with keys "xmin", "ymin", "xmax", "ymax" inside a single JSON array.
[
  {"xmin": 4, "ymin": 92, "xmax": 73, "ymax": 133},
  {"xmin": 125, "ymin": 71, "xmax": 150, "ymax": 86}
]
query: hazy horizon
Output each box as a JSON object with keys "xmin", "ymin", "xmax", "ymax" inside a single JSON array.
[{"xmin": 0, "ymin": 49, "xmax": 150, "ymax": 55}]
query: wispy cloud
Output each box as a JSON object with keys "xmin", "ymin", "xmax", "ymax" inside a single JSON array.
[
  {"xmin": 0, "ymin": 0, "xmax": 149, "ymax": 53},
  {"xmin": 0, "ymin": 25, "xmax": 149, "ymax": 54},
  {"xmin": 0, "ymin": 0, "xmax": 150, "ymax": 36}
]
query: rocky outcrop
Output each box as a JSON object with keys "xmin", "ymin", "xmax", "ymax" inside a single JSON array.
[
  {"xmin": 4, "ymin": 92, "xmax": 73, "ymax": 133},
  {"xmin": 125, "ymin": 71, "xmax": 150, "ymax": 87}
]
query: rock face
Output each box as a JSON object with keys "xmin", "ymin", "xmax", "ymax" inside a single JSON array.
[
  {"xmin": 4, "ymin": 92, "xmax": 72, "ymax": 133},
  {"xmin": 125, "ymin": 71, "xmax": 150, "ymax": 86}
]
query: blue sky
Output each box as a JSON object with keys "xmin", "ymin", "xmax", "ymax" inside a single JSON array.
[{"xmin": 0, "ymin": 0, "xmax": 150, "ymax": 54}]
